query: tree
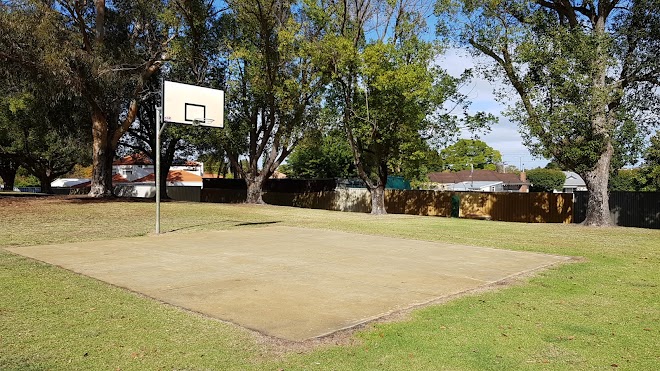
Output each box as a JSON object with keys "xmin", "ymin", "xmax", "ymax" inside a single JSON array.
[
  {"xmin": 0, "ymin": 90, "xmax": 91, "ymax": 194},
  {"xmin": 390, "ymin": 138, "xmax": 445, "ymax": 187},
  {"xmin": 316, "ymin": 0, "xmax": 492, "ymax": 214},
  {"xmin": 440, "ymin": 139, "xmax": 502, "ymax": 171},
  {"xmin": 0, "ymin": 158, "xmax": 19, "ymax": 190},
  {"xmin": 636, "ymin": 134, "xmax": 660, "ymax": 191},
  {"xmin": 609, "ymin": 168, "xmax": 642, "ymax": 191},
  {"xmin": 219, "ymin": 0, "xmax": 327, "ymax": 203},
  {"xmin": 280, "ymin": 129, "xmax": 355, "ymax": 179},
  {"xmin": 436, "ymin": 0, "xmax": 660, "ymax": 225},
  {"xmin": 526, "ymin": 168, "xmax": 566, "ymax": 192},
  {"xmin": 0, "ymin": 1, "xmax": 175, "ymax": 197}
]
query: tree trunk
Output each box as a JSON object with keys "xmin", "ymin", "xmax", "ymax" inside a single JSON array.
[
  {"xmin": 39, "ymin": 176, "xmax": 53, "ymax": 194},
  {"xmin": 158, "ymin": 163, "xmax": 171, "ymax": 200},
  {"xmin": 245, "ymin": 175, "xmax": 265, "ymax": 204},
  {"xmin": 0, "ymin": 160, "xmax": 18, "ymax": 190},
  {"xmin": 370, "ymin": 185, "xmax": 387, "ymax": 215},
  {"xmin": 582, "ymin": 141, "xmax": 613, "ymax": 226},
  {"xmin": 89, "ymin": 111, "xmax": 114, "ymax": 197}
]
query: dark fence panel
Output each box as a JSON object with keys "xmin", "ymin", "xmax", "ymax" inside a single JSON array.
[
  {"xmin": 203, "ymin": 178, "xmax": 246, "ymax": 190},
  {"xmin": 203, "ymin": 178, "xmax": 337, "ymax": 193},
  {"xmin": 574, "ymin": 191, "xmax": 660, "ymax": 229}
]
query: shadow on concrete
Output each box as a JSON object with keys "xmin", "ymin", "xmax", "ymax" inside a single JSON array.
[{"xmin": 235, "ymin": 221, "xmax": 281, "ymax": 227}]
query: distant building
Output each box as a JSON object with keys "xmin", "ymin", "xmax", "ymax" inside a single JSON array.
[
  {"xmin": 560, "ymin": 171, "xmax": 587, "ymax": 193},
  {"xmin": 427, "ymin": 170, "xmax": 529, "ymax": 192},
  {"xmin": 52, "ymin": 154, "xmax": 205, "ymax": 190}
]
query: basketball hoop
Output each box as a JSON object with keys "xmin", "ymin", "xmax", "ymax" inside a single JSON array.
[{"xmin": 192, "ymin": 118, "xmax": 214, "ymax": 127}]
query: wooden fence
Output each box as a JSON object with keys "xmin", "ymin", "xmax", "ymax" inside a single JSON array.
[{"xmin": 202, "ymin": 188, "xmax": 574, "ymax": 223}]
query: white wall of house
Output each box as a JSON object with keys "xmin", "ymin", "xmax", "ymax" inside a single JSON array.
[
  {"xmin": 448, "ymin": 181, "xmax": 504, "ymax": 192},
  {"xmin": 171, "ymin": 163, "xmax": 204, "ymax": 176},
  {"xmin": 112, "ymin": 164, "xmax": 153, "ymax": 182}
]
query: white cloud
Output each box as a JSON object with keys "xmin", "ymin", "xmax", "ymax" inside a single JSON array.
[{"xmin": 437, "ymin": 48, "xmax": 549, "ymax": 170}]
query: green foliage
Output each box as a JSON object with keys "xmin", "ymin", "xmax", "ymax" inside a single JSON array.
[
  {"xmin": 440, "ymin": 139, "xmax": 502, "ymax": 171},
  {"xmin": 636, "ymin": 134, "xmax": 660, "ymax": 191},
  {"xmin": 609, "ymin": 168, "xmax": 643, "ymax": 192},
  {"xmin": 281, "ymin": 130, "xmax": 355, "ymax": 179},
  {"xmin": 65, "ymin": 164, "xmax": 93, "ymax": 179},
  {"xmin": 435, "ymin": 0, "xmax": 660, "ymax": 223},
  {"xmin": 0, "ymin": 73, "xmax": 91, "ymax": 192},
  {"xmin": 315, "ymin": 0, "xmax": 495, "ymax": 198},
  {"xmin": 526, "ymin": 168, "xmax": 566, "ymax": 192},
  {"xmin": 390, "ymin": 139, "xmax": 445, "ymax": 187},
  {"xmin": 0, "ymin": 0, "xmax": 180, "ymax": 195},
  {"xmin": 14, "ymin": 174, "xmax": 40, "ymax": 188},
  {"xmin": 216, "ymin": 0, "xmax": 327, "ymax": 196}
]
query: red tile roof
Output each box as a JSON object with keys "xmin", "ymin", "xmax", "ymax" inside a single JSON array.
[
  {"xmin": 113, "ymin": 153, "xmax": 152, "ymax": 165},
  {"xmin": 133, "ymin": 170, "xmax": 202, "ymax": 183},
  {"xmin": 428, "ymin": 170, "xmax": 527, "ymax": 185}
]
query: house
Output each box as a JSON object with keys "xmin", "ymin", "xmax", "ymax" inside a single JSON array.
[
  {"xmin": 52, "ymin": 154, "xmax": 205, "ymax": 193},
  {"xmin": 427, "ymin": 170, "xmax": 529, "ymax": 192},
  {"xmin": 50, "ymin": 178, "xmax": 91, "ymax": 188},
  {"xmin": 560, "ymin": 171, "xmax": 587, "ymax": 193},
  {"xmin": 445, "ymin": 181, "xmax": 506, "ymax": 192},
  {"xmin": 132, "ymin": 170, "xmax": 203, "ymax": 187},
  {"xmin": 111, "ymin": 154, "xmax": 204, "ymax": 182}
]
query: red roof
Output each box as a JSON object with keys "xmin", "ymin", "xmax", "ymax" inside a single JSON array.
[
  {"xmin": 428, "ymin": 170, "xmax": 527, "ymax": 185},
  {"xmin": 133, "ymin": 170, "xmax": 202, "ymax": 183},
  {"xmin": 113, "ymin": 153, "xmax": 152, "ymax": 165}
]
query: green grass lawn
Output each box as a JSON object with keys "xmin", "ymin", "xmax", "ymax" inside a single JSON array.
[{"xmin": 1, "ymin": 197, "xmax": 658, "ymax": 370}]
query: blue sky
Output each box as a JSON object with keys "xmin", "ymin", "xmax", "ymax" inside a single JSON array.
[{"xmin": 438, "ymin": 48, "xmax": 550, "ymax": 170}]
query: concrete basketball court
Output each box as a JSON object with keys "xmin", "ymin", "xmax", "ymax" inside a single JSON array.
[{"xmin": 8, "ymin": 226, "xmax": 569, "ymax": 341}]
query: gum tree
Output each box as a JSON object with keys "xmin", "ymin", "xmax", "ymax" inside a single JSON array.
[
  {"xmin": 220, "ymin": 0, "xmax": 327, "ymax": 203},
  {"xmin": 0, "ymin": 0, "xmax": 175, "ymax": 197},
  {"xmin": 312, "ymin": 0, "xmax": 492, "ymax": 214},
  {"xmin": 435, "ymin": 0, "xmax": 660, "ymax": 225}
]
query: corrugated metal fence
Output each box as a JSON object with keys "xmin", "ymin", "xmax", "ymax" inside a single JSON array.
[{"xmin": 574, "ymin": 191, "xmax": 660, "ymax": 229}]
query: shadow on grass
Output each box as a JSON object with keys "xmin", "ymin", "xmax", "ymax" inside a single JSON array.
[{"xmin": 64, "ymin": 196, "xmax": 169, "ymax": 204}]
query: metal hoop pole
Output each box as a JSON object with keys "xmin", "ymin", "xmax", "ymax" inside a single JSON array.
[{"xmin": 156, "ymin": 107, "xmax": 161, "ymax": 234}]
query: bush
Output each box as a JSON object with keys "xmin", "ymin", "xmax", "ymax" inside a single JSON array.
[{"xmin": 527, "ymin": 168, "xmax": 566, "ymax": 192}]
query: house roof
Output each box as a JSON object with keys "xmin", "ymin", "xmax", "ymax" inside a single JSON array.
[
  {"xmin": 563, "ymin": 171, "xmax": 586, "ymax": 187},
  {"xmin": 72, "ymin": 174, "xmax": 129, "ymax": 188},
  {"xmin": 428, "ymin": 170, "xmax": 527, "ymax": 185},
  {"xmin": 113, "ymin": 153, "xmax": 152, "ymax": 165},
  {"xmin": 133, "ymin": 170, "xmax": 202, "ymax": 183},
  {"xmin": 172, "ymin": 159, "xmax": 201, "ymax": 167}
]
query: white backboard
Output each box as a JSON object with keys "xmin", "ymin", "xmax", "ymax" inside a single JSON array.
[{"xmin": 163, "ymin": 81, "xmax": 224, "ymax": 128}]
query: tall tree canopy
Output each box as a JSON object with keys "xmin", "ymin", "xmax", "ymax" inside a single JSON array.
[
  {"xmin": 440, "ymin": 139, "xmax": 502, "ymax": 171},
  {"xmin": 0, "ymin": 46, "xmax": 90, "ymax": 193},
  {"xmin": 280, "ymin": 129, "xmax": 356, "ymax": 179},
  {"xmin": 119, "ymin": 0, "xmax": 226, "ymax": 196},
  {"xmin": 218, "ymin": 0, "xmax": 327, "ymax": 203},
  {"xmin": 315, "ymin": 0, "xmax": 493, "ymax": 214},
  {"xmin": 526, "ymin": 168, "xmax": 566, "ymax": 192},
  {"xmin": 435, "ymin": 0, "xmax": 660, "ymax": 225},
  {"xmin": 0, "ymin": 0, "xmax": 176, "ymax": 196}
]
